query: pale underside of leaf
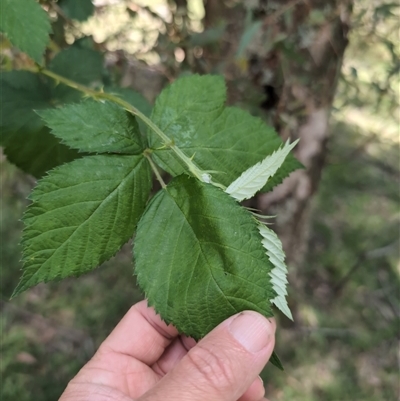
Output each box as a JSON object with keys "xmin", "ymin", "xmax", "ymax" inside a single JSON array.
[
  {"xmin": 226, "ymin": 139, "xmax": 299, "ymax": 201},
  {"xmin": 134, "ymin": 175, "xmax": 275, "ymax": 340},
  {"xmin": 13, "ymin": 155, "xmax": 152, "ymax": 296},
  {"xmin": 258, "ymin": 224, "xmax": 293, "ymax": 320}
]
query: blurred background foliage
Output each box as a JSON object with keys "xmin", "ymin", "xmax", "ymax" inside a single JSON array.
[{"xmin": 1, "ymin": 0, "xmax": 399, "ymax": 400}]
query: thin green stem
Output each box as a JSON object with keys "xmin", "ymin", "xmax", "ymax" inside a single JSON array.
[
  {"xmin": 31, "ymin": 66, "xmax": 207, "ymax": 182},
  {"xmin": 144, "ymin": 151, "xmax": 166, "ymax": 189}
]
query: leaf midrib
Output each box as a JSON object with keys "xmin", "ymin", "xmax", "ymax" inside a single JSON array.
[
  {"xmin": 166, "ymin": 190, "xmax": 258, "ymax": 317},
  {"xmin": 23, "ymin": 160, "xmax": 141, "ymax": 283}
]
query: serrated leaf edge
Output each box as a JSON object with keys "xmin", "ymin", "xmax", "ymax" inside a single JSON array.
[
  {"xmin": 226, "ymin": 139, "xmax": 299, "ymax": 201},
  {"xmin": 258, "ymin": 224, "xmax": 293, "ymax": 320}
]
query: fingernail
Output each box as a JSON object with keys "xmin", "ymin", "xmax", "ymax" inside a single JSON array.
[{"xmin": 228, "ymin": 311, "xmax": 273, "ymax": 353}]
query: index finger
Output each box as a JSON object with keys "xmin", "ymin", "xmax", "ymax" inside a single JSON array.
[{"xmin": 98, "ymin": 300, "xmax": 179, "ymax": 366}]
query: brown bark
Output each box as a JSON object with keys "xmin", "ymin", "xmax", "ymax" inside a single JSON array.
[{"xmin": 249, "ymin": 0, "xmax": 352, "ymax": 269}]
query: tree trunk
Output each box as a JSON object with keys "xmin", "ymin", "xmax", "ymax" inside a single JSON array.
[{"xmin": 247, "ymin": 0, "xmax": 352, "ymax": 269}]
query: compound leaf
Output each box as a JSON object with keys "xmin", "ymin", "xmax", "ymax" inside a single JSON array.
[
  {"xmin": 226, "ymin": 140, "xmax": 299, "ymax": 201},
  {"xmin": 39, "ymin": 100, "xmax": 145, "ymax": 154},
  {"xmin": 13, "ymin": 154, "xmax": 152, "ymax": 296},
  {"xmin": 134, "ymin": 175, "xmax": 275, "ymax": 340},
  {"xmin": 0, "ymin": 0, "xmax": 51, "ymax": 63},
  {"xmin": 149, "ymin": 74, "xmax": 299, "ymax": 189},
  {"xmin": 258, "ymin": 224, "xmax": 292, "ymax": 320}
]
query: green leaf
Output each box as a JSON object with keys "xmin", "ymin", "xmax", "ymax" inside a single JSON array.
[
  {"xmin": 149, "ymin": 74, "xmax": 226, "ymax": 144},
  {"xmin": 270, "ymin": 352, "xmax": 284, "ymax": 371},
  {"xmin": 49, "ymin": 47, "xmax": 104, "ymax": 102},
  {"xmin": 0, "ymin": 71, "xmax": 79, "ymax": 177},
  {"xmin": 58, "ymin": 0, "xmax": 95, "ymax": 21},
  {"xmin": 0, "ymin": 0, "xmax": 51, "ymax": 63},
  {"xmin": 0, "ymin": 72, "xmax": 50, "ymax": 136},
  {"xmin": 226, "ymin": 140, "xmax": 299, "ymax": 201},
  {"xmin": 258, "ymin": 225, "xmax": 292, "ymax": 320},
  {"xmin": 49, "ymin": 47, "xmax": 103, "ymax": 84},
  {"xmin": 134, "ymin": 175, "xmax": 275, "ymax": 340},
  {"xmin": 148, "ymin": 75, "xmax": 301, "ymax": 190},
  {"xmin": 13, "ymin": 154, "xmax": 152, "ymax": 296},
  {"xmin": 3, "ymin": 126, "xmax": 80, "ymax": 178},
  {"xmin": 38, "ymin": 100, "xmax": 145, "ymax": 154},
  {"xmin": 149, "ymin": 75, "xmax": 300, "ymax": 189},
  {"xmin": 105, "ymin": 87, "xmax": 153, "ymax": 134},
  {"xmin": 106, "ymin": 87, "xmax": 153, "ymax": 118}
]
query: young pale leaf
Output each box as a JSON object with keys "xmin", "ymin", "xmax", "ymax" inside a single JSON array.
[
  {"xmin": 38, "ymin": 100, "xmax": 145, "ymax": 154},
  {"xmin": 149, "ymin": 74, "xmax": 300, "ymax": 188},
  {"xmin": 226, "ymin": 140, "xmax": 299, "ymax": 201},
  {"xmin": 0, "ymin": 0, "xmax": 51, "ymax": 63},
  {"xmin": 134, "ymin": 175, "xmax": 275, "ymax": 340},
  {"xmin": 13, "ymin": 155, "xmax": 152, "ymax": 296},
  {"xmin": 0, "ymin": 71, "xmax": 79, "ymax": 177},
  {"xmin": 258, "ymin": 225, "xmax": 293, "ymax": 320},
  {"xmin": 262, "ymin": 153, "xmax": 303, "ymax": 193}
]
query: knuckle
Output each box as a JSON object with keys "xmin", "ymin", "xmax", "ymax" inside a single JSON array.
[{"xmin": 185, "ymin": 344, "xmax": 236, "ymax": 390}]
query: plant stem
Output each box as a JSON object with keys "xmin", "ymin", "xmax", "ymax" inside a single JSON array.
[
  {"xmin": 32, "ymin": 66, "xmax": 207, "ymax": 182},
  {"xmin": 144, "ymin": 151, "xmax": 166, "ymax": 189}
]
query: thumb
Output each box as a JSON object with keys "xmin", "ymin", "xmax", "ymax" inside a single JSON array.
[{"xmin": 139, "ymin": 311, "xmax": 276, "ymax": 401}]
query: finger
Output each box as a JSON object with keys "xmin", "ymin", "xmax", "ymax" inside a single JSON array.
[
  {"xmin": 153, "ymin": 340, "xmax": 264, "ymax": 400},
  {"xmin": 152, "ymin": 337, "xmax": 188, "ymax": 375},
  {"xmin": 181, "ymin": 335, "xmax": 197, "ymax": 350},
  {"xmin": 98, "ymin": 300, "xmax": 179, "ymax": 366},
  {"xmin": 152, "ymin": 335, "xmax": 197, "ymax": 375},
  {"xmin": 139, "ymin": 311, "xmax": 276, "ymax": 401},
  {"xmin": 237, "ymin": 376, "xmax": 265, "ymax": 401}
]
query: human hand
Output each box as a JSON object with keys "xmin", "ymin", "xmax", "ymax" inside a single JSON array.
[{"xmin": 59, "ymin": 300, "xmax": 276, "ymax": 401}]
